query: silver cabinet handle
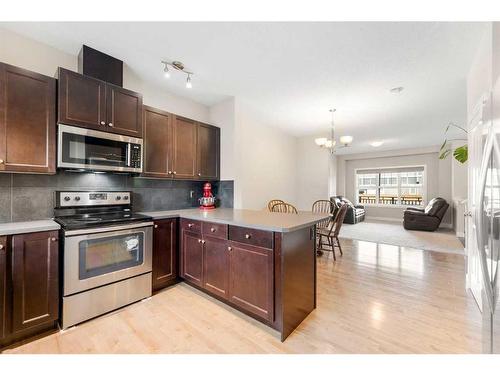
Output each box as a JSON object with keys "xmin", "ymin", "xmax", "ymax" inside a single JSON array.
[
  {"xmin": 154, "ymin": 224, "xmax": 158, "ymax": 229},
  {"xmin": 173, "ymin": 171, "xmax": 177, "ymax": 175},
  {"xmin": 100, "ymin": 121, "xmax": 106, "ymax": 125},
  {"xmin": 201, "ymin": 240, "xmax": 206, "ymax": 244},
  {"xmin": 198, "ymin": 173, "xmax": 202, "ymax": 176},
  {"xmin": 210, "ymin": 228, "xmax": 216, "ymax": 232},
  {"xmin": 227, "ymin": 246, "xmax": 232, "ymax": 252},
  {"xmin": 188, "ymin": 223, "xmax": 194, "ymax": 228},
  {"xmin": 197, "ymin": 239, "xmax": 202, "ymax": 243},
  {"xmin": 0, "ymin": 244, "xmax": 4, "ymax": 250},
  {"xmin": 168, "ymin": 171, "xmax": 172, "ymax": 174},
  {"xmin": 51, "ymin": 237, "xmax": 57, "ymax": 242},
  {"xmin": 108, "ymin": 123, "xmax": 114, "ymax": 127},
  {"xmin": 0, "ymin": 159, "xmax": 4, "ymax": 164},
  {"xmin": 245, "ymin": 234, "xmax": 251, "ymax": 239}
]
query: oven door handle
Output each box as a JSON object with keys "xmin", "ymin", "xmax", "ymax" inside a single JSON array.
[{"xmin": 64, "ymin": 221, "xmax": 153, "ymax": 237}]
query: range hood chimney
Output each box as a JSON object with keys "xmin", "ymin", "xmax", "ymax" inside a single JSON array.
[{"xmin": 78, "ymin": 45, "xmax": 123, "ymax": 87}]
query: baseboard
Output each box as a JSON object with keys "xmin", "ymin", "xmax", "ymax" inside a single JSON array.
[
  {"xmin": 440, "ymin": 223, "xmax": 453, "ymax": 229},
  {"xmin": 456, "ymin": 231, "xmax": 465, "ymax": 237},
  {"xmin": 365, "ymin": 216, "xmax": 403, "ymax": 223}
]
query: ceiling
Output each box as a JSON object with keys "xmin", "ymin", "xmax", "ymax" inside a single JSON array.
[{"xmin": 1, "ymin": 22, "xmax": 486, "ymax": 153}]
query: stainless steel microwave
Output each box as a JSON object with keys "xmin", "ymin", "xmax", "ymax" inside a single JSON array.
[{"xmin": 57, "ymin": 124, "xmax": 143, "ymax": 173}]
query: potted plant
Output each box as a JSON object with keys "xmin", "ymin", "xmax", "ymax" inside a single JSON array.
[{"xmin": 439, "ymin": 122, "xmax": 468, "ymax": 163}]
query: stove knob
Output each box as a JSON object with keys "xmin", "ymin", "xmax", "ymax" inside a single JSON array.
[
  {"xmin": 116, "ymin": 196, "xmax": 122, "ymax": 201},
  {"xmin": 63, "ymin": 196, "xmax": 71, "ymax": 202},
  {"xmin": 123, "ymin": 196, "xmax": 129, "ymax": 201},
  {"xmin": 74, "ymin": 196, "xmax": 81, "ymax": 201}
]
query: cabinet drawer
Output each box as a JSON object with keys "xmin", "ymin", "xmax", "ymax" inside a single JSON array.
[
  {"xmin": 202, "ymin": 221, "xmax": 228, "ymax": 239},
  {"xmin": 180, "ymin": 218, "xmax": 201, "ymax": 234},
  {"xmin": 228, "ymin": 226, "xmax": 273, "ymax": 249}
]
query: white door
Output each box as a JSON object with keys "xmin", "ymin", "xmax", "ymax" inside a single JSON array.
[{"xmin": 467, "ymin": 93, "xmax": 491, "ymax": 309}]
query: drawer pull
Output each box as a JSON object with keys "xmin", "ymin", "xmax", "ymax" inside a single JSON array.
[
  {"xmin": 245, "ymin": 234, "xmax": 252, "ymax": 239},
  {"xmin": 108, "ymin": 122, "xmax": 114, "ymax": 127},
  {"xmin": 227, "ymin": 246, "xmax": 232, "ymax": 252},
  {"xmin": 0, "ymin": 244, "xmax": 4, "ymax": 250},
  {"xmin": 51, "ymin": 237, "xmax": 57, "ymax": 242},
  {"xmin": 188, "ymin": 223, "xmax": 194, "ymax": 228},
  {"xmin": 100, "ymin": 121, "xmax": 106, "ymax": 125},
  {"xmin": 201, "ymin": 240, "xmax": 206, "ymax": 244},
  {"xmin": 154, "ymin": 224, "xmax": 158, "ymax": 229},
  {"xmin": 198, "ymin": 239, "xmax": 202, "ymax": 243},
  {"xmin": 210, "ymin": 227, "xmax": 216, "ymax": 232}
]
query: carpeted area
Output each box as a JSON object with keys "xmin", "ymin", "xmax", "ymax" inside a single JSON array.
[{"xmin": 338, "ymin": 219, "xmax": 464, "ymax": 254}]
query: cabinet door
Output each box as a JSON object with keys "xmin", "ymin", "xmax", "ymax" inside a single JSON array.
[
  {"xmin": 58, "ymin": 68, "xmax": 106, "ymax": 131},
  {"xmin": 181, "ymin": 231, "xmax": 203, "ymax": 286},
  {"xmin": 0, "ymin": 62, "xmax": 56, "ymax": 174},
  {"xmin": 153, "ymin": 219, "xmax": 177, "ymax": 291},
  {"xmin": 196, "ymin": 123, "xmax": 220, "ymax": 180},
  {"xmin": 11, "ymin": 231, "xmax": 59, "ymax": 333},
  {"xmin": 106, "ymin": 84, "xmax": 143, "ymax": 137},
  {"xmin": 0, "ymin": 236, "xmax": 6, "ymax": 340},
  {"xmin": 172, "ymin": 116, "xmax": 197, "ymax": 179},
  {"xmin": 203, "ymin": 236, "xmax": 229, "ymax": 299},
  {"xmin": 143, "ymin": 106, "xmax": 172, "ymax": 178},
  {"xmin": 228, "ymin": 242, "xmax": 274, "ymax": 322}
]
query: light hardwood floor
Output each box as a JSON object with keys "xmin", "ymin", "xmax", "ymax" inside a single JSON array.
[{"xmin": 3, "ymin": 238, "xmax": 482, "ymax": 354}]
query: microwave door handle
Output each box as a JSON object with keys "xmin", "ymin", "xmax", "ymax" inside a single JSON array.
[{"xmin": 126, "ymin": 143, "xmax": 131, "ymax": 167}]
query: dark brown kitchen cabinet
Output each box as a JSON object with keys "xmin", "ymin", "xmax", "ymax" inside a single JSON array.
[
  {"xmin": 181, "ymin": 231, "xmax": 203, "ymax": 287},
  {"xmin": 196, "ymin": 123, "xmax": 220, "ymax": 180},
  {"xmin": 58, "ymin": 68, "xmax": 142, "ymax": 137},
  {"xmin": 203, "ymin": 236, "xmax": 229, "ymax": 299},
  {"xmin": 0, "ymin": 62, "xmax": 56, "ymax": 174},
  {"xmin": 11, "ymin": 231, "xmax": 59, "ymax": 333},
  {"xmin": 152, "ymin": 219, "xmax": 178, "ymax": 292},
  {"xmin": 172, "ymin": 116, "xmax": 197, "ymax": 179},
  {"xmin": 143, "ymin": 106, "xmax": 173, "ymax": 178},
  {"xmin": 58, "ymin": 67, "xmax": 106, "ymax": 131},
  {"xmin": 106, "ymin": 84, "xmax": 143, "ymax": 137},
  {"xmin": 0, "ymin": 236, "xmax": 6, "ymax": 340},
  {"xmin": 228, "ymin": 241, "xmax": 274, "ymax": 322}
]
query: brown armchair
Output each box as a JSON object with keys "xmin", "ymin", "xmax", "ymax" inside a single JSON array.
[{"xmin": 403, "ymin": 197, "xmax": 449, "ymax": 232}]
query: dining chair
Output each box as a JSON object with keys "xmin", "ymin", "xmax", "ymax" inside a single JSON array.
[
  {"xmin": 312, "ymin": 199, "xmax": 334, "ymax": 229},
  {"xmin": 271, "ymin": 202, "xmax": 298, "ymax": 214},
  {"xmin": 317, "ymin": 203, "xmax": 348, "ymax": 260},
  {"xmin": 267, "ymin": 199, "xmax": 285, "ymax": 212}
]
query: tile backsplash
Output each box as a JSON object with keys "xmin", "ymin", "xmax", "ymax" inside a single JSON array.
[{"xmin": 0, "ymin": 172, "xmax": 234, "ymax": 223}]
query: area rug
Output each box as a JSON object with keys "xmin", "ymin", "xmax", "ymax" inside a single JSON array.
[{"xmin": 338, "ymin": 220, "xmax": 464, "ymax": 254}]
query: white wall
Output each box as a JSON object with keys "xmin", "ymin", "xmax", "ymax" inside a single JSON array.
[
  {"xmin": 296, "ymin": 135, "xmax": 331, "ymax": 210},
  {"xmin": 336, "ymin": 147, "xmax": 453, "ymax": 226},
  {"xmin": 0, "ymin": 27, "xmax": 210, "ymax": 123},
  {"xmin": 208, "ymin": 97, "xmax": 236, "ymax": 181},
  {"xmin": 233, "ymin": 102, "xmax": 297, "ymax": 210}
]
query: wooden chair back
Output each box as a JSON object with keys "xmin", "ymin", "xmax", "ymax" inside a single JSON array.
[
  {"xmin": 331, "ymin": 204, "xmax": 348, "ymax": 237},
  {"xmin": 312, "ymin": 200, "xmax": 333, "ymax": 228},
  {"xmin": 271, "ymin": 202, "xmax": 298, "ymax": 214},
  {"xmin": 268, "ymin": 199, "xmax": 285, "ymax": 211}
]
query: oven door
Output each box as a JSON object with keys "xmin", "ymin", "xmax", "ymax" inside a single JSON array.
[
  {"xmin": 58, "ymin": 124, "xmax": 143, "ymax": 172},
  {"xmin": 63, "ymin": 222, "xmax": 153, "ymax": 296}
]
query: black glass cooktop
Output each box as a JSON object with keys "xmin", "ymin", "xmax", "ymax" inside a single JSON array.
[{"xmin": 55, "ymin": 212, "xmax": 152, "ymax": 230}]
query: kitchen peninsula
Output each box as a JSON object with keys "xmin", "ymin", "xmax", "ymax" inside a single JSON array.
[{"xmin": 142, "ymin": 208, "xmax": 329, "ymax": 341}]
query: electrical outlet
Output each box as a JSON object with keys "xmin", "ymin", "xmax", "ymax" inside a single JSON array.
[{"xmin": 190, "ymin": 190, "xmax": 194, "ymax": 199}]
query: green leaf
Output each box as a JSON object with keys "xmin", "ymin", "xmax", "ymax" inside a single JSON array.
[
  {"xmin": 453, "ymin": 145, "xmax": 468, "ymax": 163},
  {"xmin": 439, "ymin": 149, "xmax": 451, "ymax": 159}
]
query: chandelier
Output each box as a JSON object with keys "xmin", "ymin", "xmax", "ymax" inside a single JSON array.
[{"xmin": 314, "ymin": 109, "xmax": 353, "ymax": 152}]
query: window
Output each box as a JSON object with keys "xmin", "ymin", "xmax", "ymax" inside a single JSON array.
[{"xmin": 357, "ymin": 167, "xmax": 424, "ymax": 206}]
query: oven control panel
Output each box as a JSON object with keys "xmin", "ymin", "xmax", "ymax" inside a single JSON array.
[{"xmin": 57, "ymin": 191, "xmax": 131, "ymax": 207}]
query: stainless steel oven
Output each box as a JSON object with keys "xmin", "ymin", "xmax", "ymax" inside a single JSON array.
[
  {"xmin": 63, "ymin": 222, "xmax": 153, "ymax": 296},
  {"xmin": 58, "ymin": 124, "xmax": 143, "ymax": 173}
]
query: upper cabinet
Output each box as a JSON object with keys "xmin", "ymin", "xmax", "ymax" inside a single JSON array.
[
  {"xmin": 172, "ymin": 116, "xmax": 198, "ymax": 179},
  {"xmin": 143, "ymin": 106, "xmax": 173, "ymax": 178},
  {"xmin": 58, "ymin": 68, "xmax": 143, "ymax": 138},
  {"xmin": 197, "ymin": 123, "xmax": 220, "ymax": 180},
  {"xmin": 0, "ymin": 62, "xmax": 56, "ymax": 174}
]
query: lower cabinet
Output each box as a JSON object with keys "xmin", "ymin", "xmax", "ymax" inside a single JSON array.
[
  {"xmin": 203, "ymin": 236, "xmax": 229, "ymax": 299},
  {"xmin": 180, "ymin": 223, "xmax": 274, "ymax": 324},
  {"xmin": 0, "ymin": 230, "xmax": 59, "ymax": 347},
  {"xmin": 181, "ymin": 231, "xmax": 204, "ymax": 287},
  {"xmin": 228, "ymin": 242, "xmax": 274, "ymax": 322},
  {"xmin": 11, "ymin": 231, "xmax": 59, "ymax": 333},
  {"xmin": 152, "ymin": 219, "xmax": 178, "ymax": 292},
  {"xmin": 0, "ymin": 236, "xmax": 6, "ymax": 340}
]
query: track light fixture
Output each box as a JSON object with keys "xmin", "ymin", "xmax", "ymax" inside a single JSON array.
[{"xmin": 161, "ymin": 60, "xmax": 194, "ymax": 89}]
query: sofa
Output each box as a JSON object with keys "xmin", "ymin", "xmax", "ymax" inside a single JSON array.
[
  {"xmin": 330, "ymin": 196, "xmax": 366, "ymax": 224},
  {"xmin": 403, "ymin": 197, "xmax": 449, "ymax": 231}
]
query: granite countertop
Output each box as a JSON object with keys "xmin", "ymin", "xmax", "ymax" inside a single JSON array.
[
  {"xmin": 140, "ymin": 208, "xmax": 329, "ymax": 232},
  {"xmin": 0, "ymin": 219, "xmax": 61, "ymax": 236}
]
